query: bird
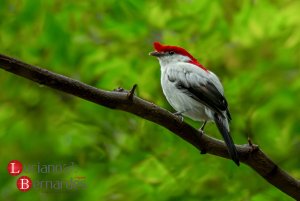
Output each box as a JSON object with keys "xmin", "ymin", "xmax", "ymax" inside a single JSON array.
[{"xmin": 149, "ymin": 42, "xmax": 239, "ymax": 166}]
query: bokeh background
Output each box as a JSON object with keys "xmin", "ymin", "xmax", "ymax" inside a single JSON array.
[{"xmin": 1, "ymin": 0, "xmax": 300, "ymax": 200}]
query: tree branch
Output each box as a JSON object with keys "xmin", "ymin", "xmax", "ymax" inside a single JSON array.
[{"xmin": 0, "ymin": 54, "xmax": 299, "ymax": 200}]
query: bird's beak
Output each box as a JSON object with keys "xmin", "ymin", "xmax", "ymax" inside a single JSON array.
[{"xmin": 149, "ymin": 51, "xmax": 164, "ymax": 57}]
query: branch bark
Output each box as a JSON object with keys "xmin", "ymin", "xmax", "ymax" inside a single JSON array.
[{"xmin": 0, "ymin": 54, "xmax": 299, "ymax": 200}]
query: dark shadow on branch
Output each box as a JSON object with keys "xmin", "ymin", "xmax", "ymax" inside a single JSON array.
[{"xmin": 0, "ymin": 54, "xmax": 299, "ymax": 200}]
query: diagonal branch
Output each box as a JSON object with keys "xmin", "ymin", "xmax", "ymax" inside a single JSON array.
[{"xmin": 0, "ymin": 54, "xmax": 299, "ymax": 200}]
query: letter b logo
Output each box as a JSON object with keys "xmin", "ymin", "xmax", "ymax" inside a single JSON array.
[{"xmin": 17, "ymin": 176, "xmax": 32, "ymax": 192}]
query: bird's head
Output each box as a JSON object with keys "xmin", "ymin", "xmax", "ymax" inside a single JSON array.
[{"xmin": 149, "ymin": 42, "xmax": 206, "ymax": 71}]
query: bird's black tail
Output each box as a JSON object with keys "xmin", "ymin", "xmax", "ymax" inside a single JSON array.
[{"xmin": 214, "ymin": 113, "xmax": 239, "ymax": 166}]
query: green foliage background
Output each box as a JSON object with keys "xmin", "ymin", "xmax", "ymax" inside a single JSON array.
[{"xmin": 1, "ymin": 0, "xmax": 300, "ymax": 200}]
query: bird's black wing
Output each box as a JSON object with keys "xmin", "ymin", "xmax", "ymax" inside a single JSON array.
[
  {"xmin": 168, "ymin": 69, "xmax": 237, "ymax": 165},
  {"xmin": 168, "ymin": 72, "xmax": 231, "ymax": 119}
]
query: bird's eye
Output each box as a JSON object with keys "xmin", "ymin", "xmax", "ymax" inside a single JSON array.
[{"xmin": 169, "ymin": 51, "xmax": 175, "ymax": 55}]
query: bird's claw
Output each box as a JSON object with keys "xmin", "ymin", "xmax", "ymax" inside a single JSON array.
[
  {"xmin": 199, "ymin": 121, "xmax": 207, "ymax": 131},
  {"xmin": 198, "ymin": 128, "xmax": 204, "ymax": 136},
  {"xmin": 173, "ymin": 111, "xmax": 184, "ymax": 122},
  {"xmin": 196, "ymin": 128, "xmax": 206, "ymax": 154},
  {"xmin": 197, "ymin": 121, "xmax": 206, "ymax": 137}
]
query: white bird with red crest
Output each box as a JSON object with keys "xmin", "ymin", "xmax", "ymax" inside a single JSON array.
[{"xmin": 149, "ymin": 42, "xmax": 239, "ymax": 166}]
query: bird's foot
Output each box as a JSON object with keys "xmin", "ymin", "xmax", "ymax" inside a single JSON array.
[
  {"xmin": 173, "ymin": 111, "xmax": 184, "ymax": 122},
  {"xmin": 198, "ymin": 121, "xmax": 207, "ymax": 132},
  {"xmin": 198, "ymin": 128, "xmax": 204, "ymax": 136},
  {"xmin": 198, "ymin": 121, "xmax": 207, "ymax": 143},
  {"xmin": 197, "ymin": 126, "xmax": 206, "ymax": 154}
]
